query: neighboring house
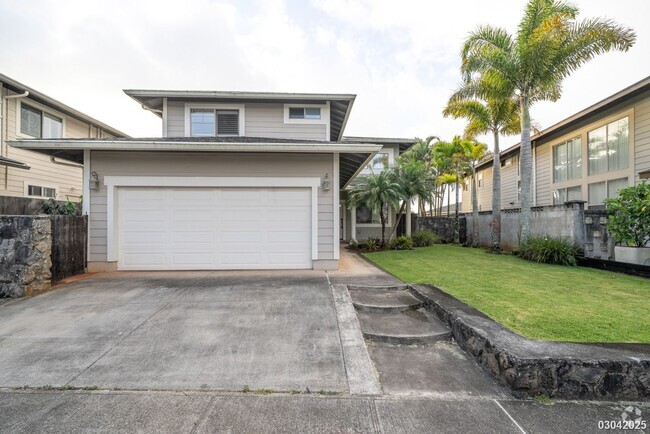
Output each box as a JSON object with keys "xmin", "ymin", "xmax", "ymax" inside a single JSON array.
[
  {"xmin": 12, "ymin": 89, "xmax": 411, "ymax": 271},
  {"xmin": 0, "ymin": 74, "xmax": 128, "ymax": 202},
  {"xmin": 340, "ymin": 136, "xmax": 415, "ymax": 242},
  {"xmin": 461, "ymin": 75, "xmax": 650, "ymax": 212}
]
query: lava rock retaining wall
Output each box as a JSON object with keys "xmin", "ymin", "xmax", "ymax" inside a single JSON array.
[{"xmin": 410, "ymin": 284, "xmax": 650, "ymax": 400}]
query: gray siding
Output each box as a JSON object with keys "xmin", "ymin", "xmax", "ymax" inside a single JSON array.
[
  {"xmin": 634, "ymin": 96, "xmax": 650, "ymax": 180},
  {"xmin": 163, "ymin": 102, "xmax": 328, "ymax": 140},
  {"xmin": 535, "ymin": 141, "xmax": 552, "ymax": 205},
  {"xmin": 166, "ymin": 100, "xmax": 185, "ymax": 137},
  {"xmin": 88, "ymin": 152, "xmax": 335, "ymax": 264}
]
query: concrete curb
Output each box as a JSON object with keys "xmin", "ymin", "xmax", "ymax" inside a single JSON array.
[{"xmin": 330, "ymin": 284, "xmax": 382, "ymax": 396}]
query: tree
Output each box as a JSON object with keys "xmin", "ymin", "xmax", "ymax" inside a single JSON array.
[
  {"xmin": 434, "ymin": 137, "xmax": 469, "ymax": 242},
  {"xmin": 443, "ymin": 94, "xmax": 519, "ymax": 251},
  {"xmin": 388, "ymin": 159, "xmax": 432, "ymax": 240},
  {"xmin": 401, "ymin": 136, "xmax": 439, "ymax": 215},
  {"xmin": 347, "ymin": 171, "xmax": 401, "ymax": 246},
  {"xmin": 460, "ymin": 139, "xmax": 489, "ymax": 247},
  {"xmin": 459, "ymin": 0, "xmax": 635, "ymax": 243}
]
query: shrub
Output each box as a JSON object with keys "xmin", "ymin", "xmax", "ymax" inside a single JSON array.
[
  {"xmin": 348, "ymin": 240, "xmax": 359, "ymax": 250},
  {"xmin": 517, "ymin": 236, "xmax": 580, "ymax": 266},
  {"xmin": 604, "ymin": 181, "xmax": 650, "ymax": 247},
  {"xmin": 388, "ymin": 236, "xmax": 414, "ymax": 250},
  {"xmin": 41, "ymin": 198, "xmax": 80, "ymax": 216},
  {"xmin": 363, "ymin": 238, "xmax": 381, "ymax": 252},
  {"xmin": 411, "ymin": 230, "xmax": 441, "ymax": 247}
]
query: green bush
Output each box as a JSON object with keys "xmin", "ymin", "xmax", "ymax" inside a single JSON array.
[
  {"xmin": 411, "ymin": 230, "xmax": 441, "ymax": 247},
  {"xmin": 604, "ymin": 181, "xmax": 650, "ymax": 247},
  {"xmin": 388, "ymin": 236, "xmax": 414, "ymax": 250},
  {"xmin": 363, "ymin": 238, "xmax": 381, "ymax": 252},
  {"xmin": 517, "ymin": 236, "xmax": 580, "ymax": 266},
  {"xmin": 41, "ymin": 198, "xmax": 80, "ymax": 216}
]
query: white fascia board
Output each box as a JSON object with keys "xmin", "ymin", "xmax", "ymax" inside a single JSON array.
[{"xmin": 9, "ymin": 140, "xmax": 382, "ymax": 154}]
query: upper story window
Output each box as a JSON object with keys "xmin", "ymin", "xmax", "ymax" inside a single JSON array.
[
  {"xmin": 370, "ymin": 153, "xmax": 389, "ymax": 172},
  {"xmin": 553, "ymin": 136, "xmax": 582, "ymax": 182},
  {"xmin": 20, "ymin": 103, "xmax": 63, "ymax": 138},
  {"xmin": 289, "ymin": 107, "xmax": 321, "ymax": 120},
  {"xmin": 588, "ymin": 116, "xmax": 628, "ymax": 175},
  {"xmin": 190, "ymin": 108, "xmax": 240, "ymax": 136}
]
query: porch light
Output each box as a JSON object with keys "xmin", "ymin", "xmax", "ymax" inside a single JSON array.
[
  {"xmin": 89, "ymin": 171, "xmax": 100, "ymax": 190},
  {"xmin": 322, "ymin": 173, "xmax": 331, "ymax": 191}
]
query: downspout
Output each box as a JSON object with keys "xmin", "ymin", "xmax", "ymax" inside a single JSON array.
[{"xmin": 2, "ymin": 90, "xmax": 30, "ymax": 189}]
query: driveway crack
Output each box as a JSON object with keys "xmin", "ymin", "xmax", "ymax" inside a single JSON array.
[{"xmin": 63, "ymin": 287, "xmax": 190, "ymax": 386}]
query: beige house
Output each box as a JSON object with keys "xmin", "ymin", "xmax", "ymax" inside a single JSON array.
[
  {"xmin": 13, "ymin": 89, "xmax": 410, "ymax": 271},
  {"xmin": 461, "ymin": 75, "xmax": 650, "ymax": 212},
  {"xmin": 0, "ymin": 74, "xmax": 127, "ymax": 202}
]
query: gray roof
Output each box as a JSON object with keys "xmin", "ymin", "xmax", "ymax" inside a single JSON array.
[
  {"xmin": 124, "ymin": 89, "xmax": 356, "ymax": 142},
  {"xmin": 0, "ymin": 73, "xmax": 129, "ymax": 138},
  {"xmin": 11, "ymin": 136, "xmax": 387, "ymax": 189}
]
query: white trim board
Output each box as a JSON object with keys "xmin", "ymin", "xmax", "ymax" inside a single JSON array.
[{"xmin": 103, "ymin": 176, "xmax": 321, "ymax": 263}]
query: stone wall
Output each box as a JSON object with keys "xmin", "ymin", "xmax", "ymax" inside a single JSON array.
[
  {"xmin": 0, "ymin": 216, "xmax": 52, "ymax": 297},
  {"xmin": 414, "ymin": 216, "xmax": 466, "ymax": 244},
  {"xmin": 411, "ymin": 284, "xmax": 650, "ymax": 400}
]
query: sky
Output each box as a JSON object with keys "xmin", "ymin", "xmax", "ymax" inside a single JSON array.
[{"xmin": 1, "ymin": 0, "xmax": 648, "ymax": 151}]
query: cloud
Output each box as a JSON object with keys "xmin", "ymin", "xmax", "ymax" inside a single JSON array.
[{"xmin": 0, "ymin": 0, "xmax": 648, "ymax": 149}]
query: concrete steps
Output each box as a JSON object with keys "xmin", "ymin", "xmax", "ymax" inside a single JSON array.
[
  {"xmin": 350, "ymin": 288, "xmax": 423, "ymax": 313},
  {"xmin": 349, "ymin": 285, "xmax": 451, "ymax": 345}
]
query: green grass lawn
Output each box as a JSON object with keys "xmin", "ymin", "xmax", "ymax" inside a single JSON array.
[{"xmin": 364, "ymin": 245, "xmax": 650, "ymax": 343}]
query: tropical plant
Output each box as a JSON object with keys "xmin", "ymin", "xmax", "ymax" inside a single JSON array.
[
  {"xmin": 458, "ymin": 0, "xmax": 635, "ymax": 243},
  {"xmin": 388, "ymin": 159, "xmax": 432, "ymax": 240},
  {"xmin": 363, "ymin": 238, "xmax": 381, "ymax": 252},
  {"xmin": 443, "ymin": 91, "xmax": 520, "ymax": 251},
  {"xmin": 459, "ymin": 138, "xmax": 489, "ymax": 247},
  {"xmin": 41, "ymin": 199, "xmax": 80, "ymax": 216},
  {"xmin": 516, "ymin": 236, "xmax": 580, "ymax": 266},
  {"xmin": 401, "ymin": 136, "xmax": 439, "ymax": 216},
  {"xmin": 347, "ymin": 171, "xmax": 401, "ymax": 246},
  {"xmin": 388, "ymin": 235, "xmax": 414, "ymax": 250},
  {"xmin": 411, "ymin": 230, "xmax": 442, "ymax": 247},
  {"xmin": 604, "ymin": 181, "xmax": 650, "ymax": 247}
]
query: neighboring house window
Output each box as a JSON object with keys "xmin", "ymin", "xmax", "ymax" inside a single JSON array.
[
  {"xmin": 356, "ymin": 204, "xmax": 389, "ymax": 225},
  {"xmin": 588, "ymin": 177, "xmax": 628, "ymax": 207},
  {"xmin": 553, "ymin": 137, "xmax": 581, "ymax": 182},
  {"xmin": 587, "ymin": 117, "xmax": 628, "ymax": 175},
  {"xmin": 26, "ymin": 184, "xmax": 57, "ymax": 199},
  {"xmin": 478, "ymin": 173, "xmax": 483, "ymax": 188},
  {"xmin": 369, "ymin": 153, "xmax": 389, "ymax": 172},
  {"xmin": 289, "ymin": 107, "xmax": 321, "ymax": 120},
  {"xmin": 553, "ymin": 185, "xmax": 582, "ymax": 205},
  {"xmin": 20, "ymin": 104, "xmax": 63, "ymax": 138},
  {"xmin": 190, "ymin": 109, "xmax": 239, "ymax": 136}
]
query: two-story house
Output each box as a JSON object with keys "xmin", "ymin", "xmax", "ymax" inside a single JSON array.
[
  {"xmin": 461, "ymin": 75, "xmax": 650, "ymax": 213},
  {"xmin": 12, "ymin": 89, "xmax": 412, "ymax": 272},
  {"xmin": 0, "ymin": 74, "xmax": 128, "ymax": 202}
]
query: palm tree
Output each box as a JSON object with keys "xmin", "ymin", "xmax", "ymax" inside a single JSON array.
[
  {"xmin": 460, "ymin": 139, "xmax": 489, "ymax": 247},
  {"xmin": 401, "ymin": 136, "xmax": 438, "ymax": 216},
  {"xmin": 347, "ymin": 171, "xmax": 401, "ymax": 246},
  {"xmin": 459, "ymin": 0, "xmax": 635, "ymax": 243},
  {"xmin": 388, "ymin": 159, "xmax": 432, "ymax": 240},
  {"xmin": 434, "ymin": 137, "xmax": 469, "ymax": 242},
  {"xmin": 443, "ymin": 94, "xmax": 520, "ymax": 251}
]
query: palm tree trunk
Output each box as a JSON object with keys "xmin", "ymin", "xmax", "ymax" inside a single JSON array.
[
  {"xmin": 491, "ymin": 129, "xmax": 502, "ymax": 251},
  {"xmin": 389, "ymin": 201, "xmax": 408, "ymax": 240},
  {"xmin": 519, "ymin": 95, "xmax": 533, "ymax": 244},
  {"xmin": 446, "ymin": 185, "xmax": 451, "ymax": 217},
  {"xmin": 380, "ymin": 202, "xmax": 387, "ymax": 246},
  {"xmin": 454, "ymin": 173, "xmax": 460, "ymax": 244},
  {"xmin": 471, "ymin": 166, "xmax": 479, "ymax": 247}
]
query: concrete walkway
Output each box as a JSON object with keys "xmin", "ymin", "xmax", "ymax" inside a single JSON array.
[{"xmin": 1, "ymin": 389, "xmax": 646, "ymax": 433}]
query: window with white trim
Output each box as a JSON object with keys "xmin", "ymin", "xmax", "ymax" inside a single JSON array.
[
  {"xmin": 588, "ymin": 177, "xmax": 628, "ymax": 207},
  {"xmin": 356, "ymin": 204, "xmax": 390, "ymax": 225},
  {"xmin": 553, "ymin": 136, "xmax": 582, "ymax": 182},
  {"xmin": 190, "ymin": 109, "xmax": 239, "ymax": 136},
  {"xmin": 26, "ymin": 184, "xmax": 57, "ymax": 199},
  {"xmin": 289, "ymin": 107, "xmax": 321, "ymax": 120},
  {"xmin": 588, "ymin": 117, "xmax": 628, "ymax": 175},
  {"xmin": 553, "ymin": 185, "xmax": 582, "ymax": 205},
  {"xmin": 20, "ymin": 104, "xmax": 63, "ymax": 138}
]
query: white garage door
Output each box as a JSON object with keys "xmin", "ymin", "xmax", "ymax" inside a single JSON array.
[{"xmin": 117, "ymin": 187, "xmax": 312, "ymax": 270}]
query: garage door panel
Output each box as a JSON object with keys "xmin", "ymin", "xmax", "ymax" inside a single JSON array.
[{"xmin": 118, "ymin": 186, "xmax": 312, "ymax": 270}]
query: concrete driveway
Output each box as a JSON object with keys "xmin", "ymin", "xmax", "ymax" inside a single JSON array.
[{"xmin": 0, "ymin": 271, "xmax": 348, "ymax": 392}]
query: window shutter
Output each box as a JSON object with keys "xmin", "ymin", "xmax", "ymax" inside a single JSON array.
[
  {"xmin": 21, "ymin": 104, "xmax": 42, "ymax": 137},
  {"xmin": 217, "ymin": 110, "xmax": 239, "ymax": 136}
]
